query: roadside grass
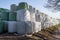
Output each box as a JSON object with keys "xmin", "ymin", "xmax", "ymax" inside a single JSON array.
[
  {"xmin": 41, "ymin": 23, "xmax": 60, "ymax": 34},
  {"xmin": 55, "ymin": 24, "xmax": 60, "ymax": 28}
]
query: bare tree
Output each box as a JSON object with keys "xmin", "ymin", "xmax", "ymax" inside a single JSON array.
[{"xmin": 45, "ymin": 0, "xmax": 60, "ymax": 11}]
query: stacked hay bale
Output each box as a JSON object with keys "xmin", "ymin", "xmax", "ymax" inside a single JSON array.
[
  {"xmin": 42, "ymin": 15, "xmax": 50, "ymax": 28},
  {"xmin": 40, "ymin": 13, "xmax": 45, "ymax": 29},
  {"xmin": 8, "ymin": 4, "xmax": 17, "ymax": 33},
  {"xmin": 10, "ymin": 4, "xmax": 17, "ymax": 12},
  {"xmin": 28, "ymin": 5, "xmax": 41, "ymax": 33},
  {"xmin": 0, "ymin": 12, "xmax": 9, "ymax": 33},
  {"xmin": 0, "ymin": 2, "xmax": 58, "ymax": 35},
  {"xmin": 16, "ymin": 2, "xmax": 42, "ymax": 34},
  {"xmin": 34, "ymin": 10, "xmax": 41, "ymax": 32},
  {"xmin": 28, "ymin": 6, "xmax": 35, "ymax": 33},
  {"xmin": 8, "ymin": 12, "xmax": 17, "ymax": 33},
  {"xmin": 16, "ymin": 2, "xmax": 32, "ymax": 34},
  {"xmin": 9, "ymin": 12, "xmax": 16, "ymax": 21},
  {"xmin": 8, "ymin": 21, "xmax": 17, "ymax": 33}
]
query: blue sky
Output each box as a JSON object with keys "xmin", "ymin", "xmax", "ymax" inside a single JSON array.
[{"xmin": 0, "ymin": 0, "xmax": 60, "ymax": 19}]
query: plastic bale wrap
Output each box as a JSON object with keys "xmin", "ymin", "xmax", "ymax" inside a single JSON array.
[
  {"xmin": 17, "ymin": 2, "xmax": 29, "ymax": 10},
  {"xmin": 3, "ymin": 21, "xmax": 8, "ymax": 32},
  {"xmin": 17, "ymin": 9, "xmax": 30, "ymax": 21},
  {"xmin": 25, "ymin": 21, "xmax": 34, "ymax": 34},
  {"xmin": 17, "ymin": 21, "xmax": 26, "ymax": 35},
  {"xmin": 17, "ymin": 21, "xmax": 35, "ymax": 35},
  {"xmin": 10, "ymin": 4, "xmax": 17, "ymax": 12},
  {"xmin": 34, "ymin": 22, "xmax": 41, "ymax": 32},
  {"xmin": 0, "ymin": 12, "xmax": 9, "ymax": 21},
  {"xmin": 9, "ymin": 12, "xmax": 16, "ymax": 21},
  {"xmin": 29, "ymin": 6, "xmax": 36, "ymax": 22},
  {"xmin": 8, "ymin": 21, "xmax": 17, "ymax": 33},
  {"xmin": 0, "ymin": 21, "xmax": 4, "ymax": 33}
]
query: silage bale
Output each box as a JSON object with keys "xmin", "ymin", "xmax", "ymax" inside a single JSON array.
[
  {"xmin": 29, "ymin": 6, "xmax": 36, "ymax": 22},
  {"xmin": 10, "ymin": 4, "xmax": 17, "ymax": 12},
  {"xmin": 0, "ymin": 21, "xmax": 4, "ymax": 33},
  {"xmin": 17, "ymin": 21, "xmax": 35, "ymax": 35},
  {"xmin": 0, "ymin": 12, "xmax": 9, "ymax": 21},
  {"xmin": 8, "ymin": 21, "xmax": 17, "ymax": 33},
  {"xmin": 25, "ymin": 21, "xmax": 34, "ymax": 34},
  {"xmin": 9, "ymin": 12, "xmax": 16, "ymax": 21},
  {"xmin": 3, "ymin": 21, "xmax": 8, "ymax": 32},
  {"xmin": 17, "ymin": 21, "xmax": 26, "ymax": 35},
  {"xmin": 17, "ymin": 9, "xmax": 30, "ymax": 21},
  {"xmin": 34, "ymin": 22, "xmax": 41, "ymax": 32},
  {"xmin": 17, "ymin": 2, "xmax": 29, "ymax": 10}
]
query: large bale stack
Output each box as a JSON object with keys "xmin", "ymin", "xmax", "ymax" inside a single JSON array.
[
  {"xmin": 8, "ymin": 12, "xmax": 17, "ymax": 33},
  {"xmin": 0, "ymin": 2, "xmax": 59, "ymax": 35},
  {"xmin": 17, "ymin": 2, "xmax": 30, "ymax": 21},
  {"xmin": 34, "ymin": 10, "xmax": 41, "ymax": 32},
  {"xmin": 17, "ymin": 21, "xmax": 35, "ymax": 35},
  {"xmin": 16, "ymin": 2, "xmax": 33, "ymax": 34}
]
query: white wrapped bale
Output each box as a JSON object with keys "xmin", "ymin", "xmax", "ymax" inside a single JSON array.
[
  {"xmin": 31, "ymin": 8, "xmax": 36, "ymax": 22},
  {"xmin": 17, "ymin": 21, "xmax": 26, "ymax": 35},
  {"xmin": 17, "ymin": 9, "xmax": 30, "ymax": 21},
  {"xmin": 41, "ymin": 14, "xmax": 52, "ymax": 29},
  {"xmin": 33, "ymin": 10, "xmax": 41, "ymax": 31},
  {"xmin": 29, "ymin": 5, "xmax": 33, "ymax": 13},
  {"xmin": 17, "ymin": 21, "xmax": 35, "ymax": 35},
  {"xmin": 25, "ymin": 21, "xmax": 34, "ymax": 34},
  {"xmin": 35, "ymin": 10, "xmax": 41, "ymax": 22},
  {"xmin": 8, "ymin": 21, "xmax": 17, "ymax": 33},
  {"xmin": 36, "ymin": 10, "xmax": 40, "ymax": 14},
  {"xmin": 29, "ymin": 6, "xmax": 36, "ymax": 22},
  {"xmin": 44, "ymin": 22, "xmax": 51, "ymax": 28},
  {"xmin": 39, "ymin": 13, "xmax": 43, "ymax": 29},
  {"xmin": 34, "ymin": 22, "xmax": 41, "ymax": 32},
  {"xmin": 35, "ymin": 13, "xmax": 41, "ymax": 22},
  {"xmin": 29, "ymin": 5, "xmax": 32, "ymax": 20}
]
